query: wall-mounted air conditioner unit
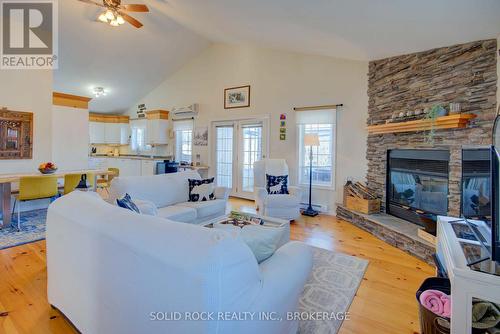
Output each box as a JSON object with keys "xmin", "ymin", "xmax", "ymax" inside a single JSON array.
[{"xmin": 171, "ymin": 104, "xmax": 199, "ymax": 119}]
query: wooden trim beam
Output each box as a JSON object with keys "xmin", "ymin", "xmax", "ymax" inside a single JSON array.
[
  {"xmin": 293, "ymin": 104, "xmax": 343, "ymax": 111},
  {"xmin": 89, "ymin": 113, "xmax": 129, "ymax": 123},
  {"xmin": 52, "ymin": 92, "xmax": 92, "ymax": 109},
  {"xmin": 146, "ymin": 110, "xmax": 169, "ymax": 120}
]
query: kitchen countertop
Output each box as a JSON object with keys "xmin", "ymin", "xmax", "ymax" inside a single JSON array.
[{"xmin": 89, "ymin": 154, "xmax": 172, "ymax": 161}]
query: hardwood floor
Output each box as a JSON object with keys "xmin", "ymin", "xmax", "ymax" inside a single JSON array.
[{"xmin": 0, "ymin": 198, "xmax": 434, "ymax": 334}]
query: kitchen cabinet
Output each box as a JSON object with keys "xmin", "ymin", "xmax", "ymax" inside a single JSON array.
[
  {"xmin": 89, "ymin": 156, "xmax": 167, "ymax": 177},
  {"xmin": 120, "ymin": 123, "xmax": 130, "ymax": 145},
  {"xmin": 89, "ymin": 113, "xmax": 129, "ymax": 145},
  {"xmin": 88, "ymin": 157, "xmax": 108, "ymax": 170},
  {"xmin": 145, "ymin": 110, "xmax": 169, "ymax": 145},
  {"xmin": 113, "ymin": 159, "xmax": 141, "ymax": 177},
  {"xmin": 104, "ymin": 123, "xmax": 122, "ymax": 144},
  {"xmin": 89, "ymin": 121, "xmax": 105, "ymax": 144},
  {"xmin": 141, "ymin": 160, "xmax": 157, "ymax": 176}
]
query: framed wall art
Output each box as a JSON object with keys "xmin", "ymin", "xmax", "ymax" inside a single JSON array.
[
  {"xmin": 0, "ymin": 108, "xmax": 33, "ymax": 160},
  {"xmin": 224, "ymin": 85, "xmax": 251, "ymax": 109}
]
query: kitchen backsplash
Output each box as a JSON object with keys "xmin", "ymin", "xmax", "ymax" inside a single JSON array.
[{"xmin": 90, "ymin": 144, "xmax": 173, "ymax": 158}]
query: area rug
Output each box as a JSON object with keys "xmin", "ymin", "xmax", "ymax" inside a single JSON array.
[
  {"xmin": 298, "ymin": 247, "xmax": 369, "ymax": 334},
  {"xmin": 0, "ymin": 209, "xmax": 47, "ymax": 250}
]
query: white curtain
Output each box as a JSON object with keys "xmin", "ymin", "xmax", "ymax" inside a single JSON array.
[{"xmin": 296, "ymin": 109, "xmax": 336, "ymax": 125}]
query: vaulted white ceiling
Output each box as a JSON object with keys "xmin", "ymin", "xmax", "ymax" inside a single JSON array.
[
  {"xmin": 54, "ymin": 0, "xmax": 210, "ymax": 113},
  {"xmin": 55, "ymin": 0, "xmax": 500, "ymax": 113}
]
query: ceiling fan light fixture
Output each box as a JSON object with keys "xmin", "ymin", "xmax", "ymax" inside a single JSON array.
[
  {"xmin": 109, "ymin": 19, "xmax": 119, "ymax": 26},
  {"xmin": 98, "ymin": 12, "xmax": 108, "ymax": 23},
  {"xmin": 105, "ymin": 10, "xmax": 115, "ymax": 21},
  {"xmin": 116, "ymin": 15, "xmax": 125, "ymax": 25}
]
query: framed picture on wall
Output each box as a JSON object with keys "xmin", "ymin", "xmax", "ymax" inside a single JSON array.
[
  {"xmin": 0, "ymin": 108, "xmax": 33, "ymax": 160},
  {"xmin": 224, "ymin": 85, "xmax": 251, "ymax": 109}
]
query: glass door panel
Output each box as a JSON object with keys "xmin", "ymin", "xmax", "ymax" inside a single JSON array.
[
  {"xmin": 215, "ymin": 125, "xmax": 235, "ymax": 190},
  {"xmin": 238, "ymin": 123, "xmax": 264, "ymax": 198}
]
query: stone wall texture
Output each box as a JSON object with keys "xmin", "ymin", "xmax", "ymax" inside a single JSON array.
[{"xmin": 367, "ymin": 39, "xmax": 498, "ymax": 216}]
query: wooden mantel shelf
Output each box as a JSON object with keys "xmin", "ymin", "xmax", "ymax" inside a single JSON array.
[{"xmin": 367, "ymin": 113, "xmax": 477, "ymax": 135}]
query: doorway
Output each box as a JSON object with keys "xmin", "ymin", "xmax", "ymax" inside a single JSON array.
[{"xmin": 212, "ymin": 118, "xmax": 269, "ymax": 199}]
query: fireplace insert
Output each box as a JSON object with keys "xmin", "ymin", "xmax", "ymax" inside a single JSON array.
[{"xmin": 387, "ymin": 149, "xmax": 450, "ymax": 226}]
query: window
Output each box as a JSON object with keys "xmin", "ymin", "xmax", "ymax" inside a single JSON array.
[
  {"xmin": 131, "ymin": 125, "xmax": 150, "ymax": 152},
  {"xmin": 297, "ymin": 109, "xmax": 336, "ymax": 188},
  {"xmin": 176, "ymin": 129, "xmax": 192, "ymax": 163},
  {"xmin": 173, "ymin": 119, "xmax": 193, "ymax": 163}
]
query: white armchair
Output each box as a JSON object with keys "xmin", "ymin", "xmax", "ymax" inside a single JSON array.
[{"xmin": 253, "ymin": 159, "xmax": 302, "ymax": 220}]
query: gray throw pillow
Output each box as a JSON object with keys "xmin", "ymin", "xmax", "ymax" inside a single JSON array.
[{"xmin": 214, "ymin": 223, "xmax": 285, "ymax": 263}]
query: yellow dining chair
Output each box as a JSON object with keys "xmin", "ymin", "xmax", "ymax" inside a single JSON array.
[
  {"xmin": 12, "ymin": 176, "xmax": 59, "ymax": 231},
  {"xmin": 96, "ymin": 168, "xmax": 119, "ymax": 194},
  {"xmin": 63, "ymin": 173, "xmax": 95, "ymax": 195}
]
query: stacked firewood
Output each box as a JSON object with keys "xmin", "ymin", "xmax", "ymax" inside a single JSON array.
[{"xmin": 343, "ymin": 181, "xmax": 377, "ymax": 201}]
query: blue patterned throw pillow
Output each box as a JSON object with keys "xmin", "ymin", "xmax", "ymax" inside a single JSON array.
[
  {"xmin": 188, "ymin": 178, "xmax": 216, "ymax": 202},
  {"xmin": 116, "ymin": 193, "xmax": 140, "ymax": 213},
  {"xmin": 266, "ymin": 174, "xmax": 289, "ymax": 195}
]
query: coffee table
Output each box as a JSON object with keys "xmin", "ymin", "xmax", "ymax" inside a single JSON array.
[{"xmin": 205, "ymin": 211, "xmax": 291, "ymax": 248}]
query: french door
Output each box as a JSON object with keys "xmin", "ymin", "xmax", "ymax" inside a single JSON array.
[{"xmin": 213, "ymin": 118, "xmax": 268, "ymax": 199}]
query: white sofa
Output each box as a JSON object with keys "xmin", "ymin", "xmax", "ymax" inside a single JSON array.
[
  {"xmin": 47, "ymin": 192, "xmax": 313, "ymax": 334},
  {"xmin": 109, "ymin": 170, "xmax": 229, "ymax": 225},
  {"xmin": 254, "ymin": 159, "xmax": 302, "ymax": 220}
]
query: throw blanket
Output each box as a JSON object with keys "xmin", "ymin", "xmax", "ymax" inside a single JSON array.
[
  {"xmin": 471, "ymin": 301, "xmax": 500, "ymax": 329},
  {"xmin": 420, "ymin": 289, "xmax": 451, "ymax": 318}
]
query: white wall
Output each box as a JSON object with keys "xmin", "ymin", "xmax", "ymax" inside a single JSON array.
[
  {"xmin": 127, "ymin": 44, "xmax": 368, "ymax": 212},
  {"xmin": 0, "ymin": 70, "xmax": 53, "ymax": 173},
  {"xmin": 52, "ymin": 105, "xmax": 89, "ymax": 170}
]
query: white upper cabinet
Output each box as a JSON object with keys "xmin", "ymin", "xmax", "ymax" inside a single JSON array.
[
  {"xmin": 104, "ymin": 123, "xmax": 122, "ymax": 144},
  {"xmin": 120, "ymin": 123, "xmax": 130, "ymax": 145},
  {"xmin": 89, "ymin": 113, "xmax": 130, "ymax": 145},
  {"xmin": 145, "ymin": 110, "xmax": 169, "ymax": 145},
  {"xmin": 89, "ymin": 121, "xmax": 105, "ymax": 144}
]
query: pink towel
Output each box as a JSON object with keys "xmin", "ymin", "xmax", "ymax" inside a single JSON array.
[{"xmin": 420, "ymin": 289, "xmax": 451, "ymax": 318}]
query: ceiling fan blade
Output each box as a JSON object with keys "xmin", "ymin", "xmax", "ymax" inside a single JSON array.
[
  {"xmin": 76, "ymin": 0, "xmax": 105, "ymax": 7},
  {"xmin": 120, "ymin": 12, "xmax": 143, "ymax": 28},
  {"xmin": 121, "ymin": 4, "xmax": 149, "ymax": 12}
]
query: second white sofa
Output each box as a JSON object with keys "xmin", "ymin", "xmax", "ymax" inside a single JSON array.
[{"xmin": 109, "ymin": 170, "xmax": 230, "ymax": 225}]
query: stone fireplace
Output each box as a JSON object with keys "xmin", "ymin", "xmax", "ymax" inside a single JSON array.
[
  {"xmin": 337, "ymin": 39, "xmax": 498, "ymax": 264},
  {"xmin": 366, "ymin": 39, "xmax": 497, "ymax": 218}
]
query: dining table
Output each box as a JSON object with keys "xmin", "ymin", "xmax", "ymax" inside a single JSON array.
[{"xmin": 0, "ymin": 169, "xmax": 114, "ymax": 229}]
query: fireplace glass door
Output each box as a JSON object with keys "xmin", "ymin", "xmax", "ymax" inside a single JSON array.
[
  {"xmin": 387, "ymin": 150, "xmax": 450, "ymax": 225},
  {"xmin": 389, "ymin": 171, "xmax": 448, "ymax": 214}
]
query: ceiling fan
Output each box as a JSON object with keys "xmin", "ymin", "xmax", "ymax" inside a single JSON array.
[{"xmin": 77, "ymin": 0, "xmax": 149, "ymax": 28}]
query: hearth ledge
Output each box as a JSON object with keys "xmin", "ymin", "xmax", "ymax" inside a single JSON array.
[{"xmin": 336, "ymin": 204, "xmax": 435, "ymax": 265}]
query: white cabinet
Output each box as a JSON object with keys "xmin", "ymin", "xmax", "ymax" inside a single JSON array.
[
  {"xmin": 113, "ymin": 158, "xmax": 141, "ymax": 177},
  {"xmin": 146, "ymin": 119, "xmax": 169, "ymax": 145},
  {"xmin": 89, "ymin": 114, "xmax": 130, "ymax": 145},
  {"xmin": 141, "ymin": 160, "xmax": 156, "ymax": 176},
  {"xmin": 105, "ymin": 123, "xmax": 122, "ymax": 144},
  {"xmin": 120, "ymin": 123, "xmax": 130, "ymax": 145},
  {"xmin": 89, "ymin": 121, "xmax": 105, "ymax": 144},
  {"xmin": 88, "ymin": 157, "xmax": 108, "ymax": 170},
  {"xmin": 90, "ymin": 157, "xmax": 162, "ymax": 177},
  {"xmin": 145, "ymin": 110, "xmax": 170, "ymax": 145}
]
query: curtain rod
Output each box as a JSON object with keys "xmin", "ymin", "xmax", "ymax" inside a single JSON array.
[{"xmin": 293, "ymin": 104, "xmax": 343, "ymax": 111}]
